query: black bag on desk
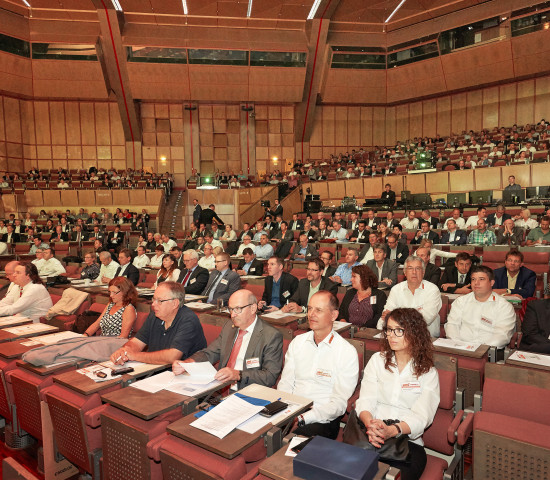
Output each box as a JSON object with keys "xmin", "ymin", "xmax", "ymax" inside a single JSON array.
[
  {"xmin": 343, "ymin": 410, "xmax": 410, "ymax": 462},
  {"xmin": 72, "ymin": 310, "xmax": 102, "ymax": 334}
]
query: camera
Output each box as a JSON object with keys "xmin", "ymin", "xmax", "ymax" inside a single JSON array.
[{"xmin": 261, "ymin": 200, "xmax": 271, "ymax": 208}]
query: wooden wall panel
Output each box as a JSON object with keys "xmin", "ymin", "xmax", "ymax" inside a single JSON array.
[
  {"xmin": 475, "ymin": 166, "xmax": 501, "ymax": 190},
  {"xmin": 59, "ymin": 190, "xmax": 78, "ymax": 205},
  {"xmin": 372, "ymin": 107, "xmax": 385, "ymax": 146},
  {"xmin": 328, "ymin": 180, "xmax": 345, "ymax": 200},
  {"xmin": 322, "ymin": 106, "xmax": 335, "ymax": 148},
  {"xmin": 449, "ymin": 170, "xmax": 474, "ymax": 193},
  {"xmin": 4, "ymin": 97, "xmax": 21, "ymax": 144},
  {"xmin": 363, "ymin": 177, "xmax": 384, "ymax": 198},
  {"xmin": 344, "ymin": 178, "xmax": 363, "ymax": 197},
  {"xmin": 385, "ymin": 106, "xmax": 396, "ymax": 145},
  {"xmin": 310, "ymin": 109, "xmax": 323, "ymax": 147},
  {"xmin": 516, "ymin": 79, "xmax": 535, "ymax": 125},
  {"xmin": 348, "ymin": 107, "xmax": 360, "ymax": 147},
  {"xmin": 334, "ymin": 106, "xmax": 347, "ymax": 147},
  {"xmin": 425, "ymin": 171, "xmax": 448, "ymax": 194},
  {"xmin": 49, "ymin": 102, "xmax": 66, "ymax": 145},
  {"xmin": 360, "ymin": 107, "xmax": 373, "ymax": 148},
  {"xmin": 405, "ymin": 174, "xmax": 425, "ymax": 194},
  {"xmin": 78, "ymin": 190, "xmax": 95, "ymax": 205},
  {"xmin": 436, "ymin": 96, "xmax": 451, "ymax": 137},
  {"xmin": 451, "ymin": 93, "xmax": 467, "ymax": 135},
  {"xmin": 535, "ymin": 76, "xmax": 550, "ymax": 123},
  {"xmin": 410, "ymin": 101, "xmax": 423, "ymax": 139},
  {"xmin": 395, "ymin": 104, "xmax": 409, "ymax": 143},
  {"xmin": 112, "ymin": 190, "xmax": 129, "ymax": 205},
  {"xmin": 532, "ymin": 163, "xmax": 550, "ymax": 186},
  {"xmin": 482, "ymin": 86, "xmax": 499, "ymax": 130},
  {"xmin": 96, "ymin": 191, "xmax": 112, "ymax": 206},
  {"xmin": 311, "ymin": 181, "xmax": 328, "ymax": 200},
  {"xmin": 466, "ymin": 90, "xmax": 482, "ymax": 133},
  {"xmin": 501, "ymin": 165, "xmax": 530, "ymax": 191},
  {"xmin": 42, "ymin": 190, "xmax": 61, "ymax": 206},
  {"xmin": 129, "ymin": 189, "xmax": 147, "ymax": 205},
  {"xmin": 24, "ymin": 191, "xmax": 43, "ymax": 207},
  {"xmin": 499, "ymin": 83, "xmax": 516, "ymax": 128}
]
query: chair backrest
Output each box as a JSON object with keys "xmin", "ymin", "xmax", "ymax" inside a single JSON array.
[
  {"xmin": 134, "ymin": 311, "xmax": 149, "ymax": 333},
  {"xmin": 50, "ymin": 294, "xmax": 62, "ymax": 305},
  {"xmin": 246, "ymin": 283, "xmax": 264, "ymax": 301},
  {"xmin": 202, "ymin": 323, "xmax": 223, "ymax": 346}
]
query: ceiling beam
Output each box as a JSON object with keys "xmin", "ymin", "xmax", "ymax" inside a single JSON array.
[{"xmin": 92, "ymin": 0, "xmax": 141, "ymax": 170}]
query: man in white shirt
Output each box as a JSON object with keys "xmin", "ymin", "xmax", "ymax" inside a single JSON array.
[
  {"xmin": 329, "ymin": 221, "xmax": 348, "ymax": 243},
  {"xmin": 445, "ymin": 266, "xmax": 516, "ymax": 348},
  {"xmin": 278, "ymin": 291, "xmax": 359, "ymax": 439},
  {"xmin": 514, "ymin": 208, "xmax": 539, "ymax": 230},
  {"xmin": 133, "ymin": 245, "xmax": 150, "ymax": 269},
  {"xmin": 0, "ymin": 263, "xmax": 53, "ymax": 323},
  {"xmin": 465, "ymin": 206, "xmax": 487, "ymax": 229},
  {"xmin": 98, "ymin": 251, "xmax": 120, "ymax": 283},
  {"xmin": 443, "ymin": 208, "xmax": 466, "ymax": 230},
  {"xmin": 204, "ymin": 233, "xmax": 224, "ymax": 251},
  {"xmin": 400, "ymin": 210, "xmax": 419, "ymax": 230},
  {"xmin": 198, "ymin": 244, "xmax": 216, "ymax": 271},
  {"xmin": 254, "ymin": 234, "xmax": 274, "ymax": 260},
  {"xmin": 380, "ymin": 256, "xmax": 442, "ymax": 337},
  {"xmin": 236, "ymin": 235, "xmax": 255, "ymax": 257},
  {"xmin": 0, "ymin": 261, "xmax": 19, "ymax": 300},
  {"xmin": 37, "ymin": 246, "xmax": 66, "ymax": 277},
  {"xmin": 161, "ymin": 234, "xmax": 177, "ymax": 253}
]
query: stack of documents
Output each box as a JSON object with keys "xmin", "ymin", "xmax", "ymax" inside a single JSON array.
[
  {"xmin": 433, "ymin": 338, "xmax": 481, "ymax": 351},
  {"xmin": 185, "ymin": 302, "xmax": 215, "ymax": 310},
  {"xmin": 508, "ymin": 350, "xmax": 550, "ymax": 367}
]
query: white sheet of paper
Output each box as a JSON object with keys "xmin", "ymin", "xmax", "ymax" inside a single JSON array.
[
  {"xmin": 129, "ymin": 370, "xmax": 174, "ymax": 393},
  {"xmin": 178, "ymin": 361, "xmax": 217, "ymax": 383},
  {"xmin": 184, "ymin": 294, "xmax": 207, "ymax": 301},
  {"xmin": 332, "ymin": 321, "xmax": 351, "ymax": 332},
  {"xmin": 373, "ymin": 332, "xmax": 383, "ymax": 339},
  {"xmin": 508, "ymin": 350, "xmax": 550, "ymax": 367},
  {"xmin": 165, "ymin": 379, "xmax": 224, "ymax": 396},
  {"xmin": 433, "ymin": 338, "xmax": 481, "ymax": 351},
  {"xmin": 262, "ymin": 311, "xmax": 295, "ymax": 319},
  {"xmin": 4, "ymin": 324, "xmax": 55, "ymax": 335},
  {"xmin": 185, "ymin": 302, "xmax": 215, "ymax": 310},
  {"xmin": 0, "ymin": 316, "xmax": 31, "ymax": 326},
  {"xmin": 443, "ymin": 293, "xmax": 461, "ymax": 300},
  {"xmin": 285, "ymin": 436, "xmax": 308, "ymax": 457},
  {"xmin": 237, "ymin": 401, "xmax": 301, "ymax": 434},
  {"xmin": 33, "ymin": 331, "xmax": 82, "ymax": 344},
  {"xmin": 191, "ymin": 395, "xmax": 265, "ymax": 439}
]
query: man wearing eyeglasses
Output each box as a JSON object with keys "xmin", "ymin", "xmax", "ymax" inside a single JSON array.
[
  {"xmin": 172, "ymin": 289, "xmax": 283, "ymax": 388},
  {"xmin": 202, "ymin": 252, "xmax": 241, "ymax": 305},
  {"xmin": 110, "ymin": 282, "xmax": 206, "ymax": 365},
  {"xmin": 177, "ymin": 249, "xmax": 209, "ymax": 295},
  {"xmin": 283, "ymin": 258, "xmax": 338, "ymax": 313},
  {"xmin": 379, "ymin": 256, "xmax": 442, "ymax": 338}
]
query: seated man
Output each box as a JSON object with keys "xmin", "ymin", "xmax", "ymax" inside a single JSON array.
[
  {"xmin": 385, "ymin": 233, "xmax": 409, "ymax": 265},
  {"xmin": 259, "ymin": 256, "xmax": 299, "ymax": 312},
  {"xmin": 236, "ymin": 234, "xmax": 255, "ymax": 257},
  {"xmin": 133, "ymin": 245, "xmax": 150, "ymax": 269},
  {"xmin": 320, "ymin": 250, "xmax": 336, "ymax": 277},
  {"xmin": 37, "ymin": 246, "xmax": 66, "ymax": 277},
  {"xmin": 495, "ymin": 218, "xmax": 524, "ymax": 246},
  {"xmin": 525, "ymin": 215, "xmax": 550, "ymax": 246},
  {"xmin": 97, "ymin": 250, "xmax": 120, "ymax": 284},
  {"xmin": 445, "ymin": 266, "xmax": 516, "ymax": 348},
  {"xmin": 486, "ymin": 204, "xmax": 511, "ymax": 227},
  {"xmin": 380, "ymin": 256, "xmax": 442, "ymax": 337},
  {"xmin": 349, "ymin": 220, "xmax": 369, "ymax": 244},
  {"xmin": 520, "ymin": 298, "xmax": 550, "ymax": 353},
  {"xmin": 177, "ymin": 249, "xmax": 209, "ymax": 294},
  {"xmin": 414, "ymin": 247, "xmax": 441, "ymax": 286},
  {"xmin": 254, "ymin": 234, "xmax": 274, "ymax": 260},
  {"xmin": 0, "ymin": 262, "xmax": 53, "ymax": 323},
  {"xmin": 443, "ymin": 208, "xmax": 466, "ymax": 230},
  {"xmin": 366, "ymin": 243, "xmax": 398, "ymax": 289},
  {"xmin": 328, "ymin": 221, "xmax": 348, "ymax": 243},
  {"xmin": 439, "ymin": 219, "xmax": 467, "ymax": 245},
  {"xmin": 111, "ymin": 282, "xmax": 206, "ymax": 365},
  {"xmin": 439, "ymin": 252, "xmax": 473, "ymax": 294},
  {"xmin": 492, "ymin": 249, "xmax": 536, "ymax": 299},
  {"xmin": 173, "ymin": 289, "xmax": 283, "ymax": 388},
  {"xmin": 202, "ymin": 252, "xmax": 241, "ymax": 305},
  {"xmin": 329, "ymin": 248, "xmax": 360, "ymax": 285},
  {"xmin": 290, "ymin": 234, "xmax": 318, "ymax": 261},
  {"xmin": 114, "ymin": 248, "xmax": 140, "ymax": 285},
  {"xmin": 283, "ymin": 258, "xmax": 338, "ymax": 312},
  {"xmin": 277, "ymin": 291, "xmax": 359, "ymax": 440},
  {"xmin": 358, "ymin": 232, "xmax": 380, "ymax": 264},
  {"xmin": 467, "ymin": 218, "xmax": 496, "ymax": 245},
  {"xmin": 411, "ymin": 220, "xmax": 440, "ymax": 244},
  {"xmin": 236, "ymin": 248, "xmax": 264, "ymax": 276}
]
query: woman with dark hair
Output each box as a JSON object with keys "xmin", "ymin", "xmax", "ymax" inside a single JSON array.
[
  {"xmin": 149, "ymin": 245, "xmax": 165, "ymax": 269},
  {"xmin": 83, "ymin": 277, "xmax": 137, "ymax": 338},
  {"xmin": 355, "ymin": 308, "xmax": 440, "ymax": 480},
  {"xmin": 44, "ymin": 219, "xmax": 55, "ymax": 233},
  {"xmin": 153, "ymin": 254, "xmax": 181, "ymax": 288},
  {"xmin": 339, "ymin": 264, "xmax": 386, "ymax": 328},
  {"xmin": 377, "ymin": 221, "xmax": 390, "ymax": 242}
]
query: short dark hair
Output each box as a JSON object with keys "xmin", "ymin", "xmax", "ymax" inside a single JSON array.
[
  {"xmin": 309, "ymin": 258, "xmax": 325, "ymax": 271},
  {"xmin": 119, "ymin": 248, "xmax": 132, "ymax": 258},
  {"xmin": 352, "ymin": 264, "xmax": 378, "ymax": 289},
  {"xmin": 269, "ymin": 256, "xmax": 284, "ymax": 267},
  {"xmin": 22, "ymin": 263, "xmax": 43, "ymax": 285},
  {"xmin": 471, "ymin": 265, "xmax": 494, "ymax": 281},
  {"xmin": 455, "ymin": 252, "xmax": 472, "ymax": 263},
  {"xmin": 242, "ymin": 247, "xmax": 254, "ymax": 256},
  {"xmin": 505, "ymin": 249, "xmax": 523, "ymax": 262},
  {"xmin": 420, "ymin": 220, "xmax": 430, "ymax": 228},
  {"xmin": 320, "ymin": 250, "xmax": 334, "ymax": 260}
]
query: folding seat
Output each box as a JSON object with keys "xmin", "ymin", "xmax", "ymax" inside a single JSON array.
[
  {"xmin": 480, "ymin": 249, "xmax": 506, "ymax": 270},
  {"xmin": 137, "ymin": 274, "xmax": 157, "ymax": 288},
  {"xmin": 40, "ymin": 295, "xmax": 91, "ymax": 331},
  {"xmin": 201, "ymin": 323, "xmax": 223, "ymax": 346}
]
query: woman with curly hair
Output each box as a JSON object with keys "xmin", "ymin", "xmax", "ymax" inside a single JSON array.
[
  {"xmin": 153, "ymin": 254, "xmax": 181, "ymax": 288},
  {"xmin": 355, "ymin": 308, "xmax": 440, "ymax": 480},
  {"xmin": 338, "ymin": 264, "xmax": 386, "ymax": 328}
]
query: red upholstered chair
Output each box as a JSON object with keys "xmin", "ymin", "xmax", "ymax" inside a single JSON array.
[
  {"xmin": 202, "ymin": 323, "xmax": 223, "ymax": 346},
  {"xmin": 246, "ymin": 283, "xmax": 264, "ymax": 301},
  {"xmin": 480, "ymin": 249, "xmax": 506, "ymax": 270},
  {"xmin": 42, "ymin": 296, "xmax": 91, "ymax": 331},
  {"xmin": 289, "ymin": 267, "xmax": 307, "ymax": 280},
  {"xmin": 137, "ymin": 274, "xmax": 158, "ymax": 288}
]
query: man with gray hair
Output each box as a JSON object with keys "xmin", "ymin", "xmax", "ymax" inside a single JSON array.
[
  {"xmin": 177, "ymin": 249, "xmax": 209, "ymax": 295},
  {"xmin": 379, "ymin": 256, "xmax": 442, "ymax": 337},
  {"xmin": 97, "ymin": 250, "xmax": 120, "ymax": 283},
  {"xmin": 111, "ymin": 282, "xmax": 206, "ymax": 365},
  {"xmin": 37, "ymin": 246, "xmax": 66, "ymax": 277}
]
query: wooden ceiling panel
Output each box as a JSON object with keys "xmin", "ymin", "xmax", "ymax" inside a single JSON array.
[
  {"xmin": 248, "ymin": 84, "xmax": 303, "ymax": 101},
  {"xmin": 278, "ymin": 4, "xmax": 310, "ymax": 20},
  {"xmin": 119, "ymin": 0, "xmax": 154, "ymax": 14},
  {"xmin": 216, "ymin": 2, "xmax": 249, "ymax": 18},
  {"xmin": 185, "ymin": 0, "xmax": 222, "ymax": 17},
  {"xmin": 249, "ymin": 0, "xmax": 283, "ymax": 19},
  {"xmin": 150, "ymin": 0, "xmax": 185, "ymax": 15}
]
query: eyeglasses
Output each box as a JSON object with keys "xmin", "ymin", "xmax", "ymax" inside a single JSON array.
[
  {"xmin": 227, "ymin": 303, "xmax": 254, "ymax": 314},
  {"xmin": 151, "ymin": 297, "xmax": 174, "ymax": 304},
  {"xmin": 383, "ymin": 327, "xmax": 405, "ymax": 337},
  {"xmin": 306, "ymin": 268, "xmax": 320, "ymax": 272},
  {"xmin": 215, "ymin": 260, "xmax": 227, "ymax": 263},
  {"xmin": 109, "ymin": 289, "xmax": 121, "ymax": 295}
]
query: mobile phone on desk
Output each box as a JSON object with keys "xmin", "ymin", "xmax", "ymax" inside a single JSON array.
[
  {"xmin": 290, "ymin": 436, "xmax": 314, "ymax": 454},
  {"xmin": 110, "ymin": 366, "xmax": 134, "ymax": 376},
  {"xmin": 259, "ymin": 400, "xmax": 288, "ymax": 417}
]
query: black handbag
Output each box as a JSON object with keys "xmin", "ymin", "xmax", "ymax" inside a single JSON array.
[{"xmin": 342, "ymin": 410, "xmax": 410, "ymax": 462}]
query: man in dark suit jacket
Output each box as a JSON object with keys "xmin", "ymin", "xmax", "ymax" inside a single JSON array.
[
  {"xmin": 259, "ymin": 257, "xmax": 298, "ymax": 311},
  {"xmin": 414, "ymin": 247, "xmax": 441, "ymax": 285},
  {"xmin": 319, "ymin": 250, "xmax": 336, "ymax": 278},
  {"xmin": 236, "ymin": 249, "xmax": 264, "ymax": 276},
  {"xmin": 364, "ymin": 210, "xmax": 380, "ymax": 230},
  {"xmin": 114, "ymin": 249, "xmax": 140, "ymax": 285},
  {"xmin": 2, "ymin": 226, "xmax": 20, "ymax": 244},
  {"xmin": 289, "ymin": 215, "xmax": 304, "ymax": 231},
  {"xmin": 284, "ymin": 258, "xmax": 338, "ymax": 312},
  {"xmin": 486, "ymin": 205, "xmax": 511, "ymax": 227},
  {"xmin": 411, "ymin": 221, "xmax": 440, "ymax": 245},
  {"xmin": 177, "ymin": 289, "xmax": 283, "ymax": 388},
  {"xmin": 267, "ymin": 199, "xmax": 283, "ymax": 219},
  {"xmin": 51, "ymin": 226, "xmax": 69, "ymax": 243},
  {"xmin": 381, "ymin": 184, "xmax": 396, "ymax": 206},
  {"xmin": 107, "ymin": 226, "xmax": 124, "ymax": 249},
  {"xmin": 385, "ymin": 234, "xmax": 409, "ymax": 265},
  {"xmin": 521, "ymin": 298, "xmax": 550, "ymax": 353},
  {"xmin": 349, "ymin": 221, "xmax": 369, "ymax": 244},
  {"xmin": 495, "ymin": 219, "xmax": 524, "ymax": 246},
  {"xmin": 492, "ymin": 250, "xmax": 536, "ymax": 299},
  {"xmin": 177, "ymin": 250, "xmax": 209, "ymax": 295},
  {"xmin": 202, "ymin": 253, "xmax": 241, "ymax": 304},
  {"xmin": 199, "ymin": 204, "xmax": 224, "ymax": 227},
  {"xmin": 366, "ymin": 244, "xmax": 398, "ymax": 289},
  {"xmin": 420, "ymin": 211, "xmax": 439, "ymax": 230},
  {"xmin": 439, "ymin": 252, "xmax": 473, "ymax": 294},
  {"xmin": 89, "ymin": 226, "xmax": 105, "ymax": 244},
  {"xmin": 192, "ymin": 199, "xmax": 202, "ymax": 226},
  {"xmin": 439, "ymin": 220, "xmax": 467, "ymax": 245},
  {"xmin": 70, "ymin": 226, "xmax": 88, "ymax": 243},
  {"xmin": 236, "ymin": 224, "xmax": 253, "ymax": 243},
  {"xmin": 290, "ymin": 234, "xmax": 318, "ymax": 261}
]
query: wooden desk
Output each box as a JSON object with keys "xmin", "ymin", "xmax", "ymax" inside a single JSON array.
[
  {"xmin": 260, "ymin": 314, "xmax": 302, "ymax": 327},
  {"xmin": 54, "ymin": 369, "xmax": 123, "ymax": 395},
  {"xmin": 259, "ymin": 446, "xmax": 391, "ymax": 480},
  {"xmin": 16, "ymin": 359, "xmax": 78, "ymax": 376},
  {"xmin": 167, "ymin": 384, "xmax": 313, "ymax": 460},
  {"xmin": 0, "ymin": 317, "xmax": 33, "ymax": 328},
  {"xmin": 0, "ymin": 324, "xmax": 59, "ymax": 343},
  {"xmin": 506, "ymin": 352, "xmax": 550, "ymax": 372},
  {"xmin": 354, "ymin": 328, "xmax": 383, "ymax": 341},
  {"xmin": 432, "ymin": 341, "xmax": 490, "ymax": 359},
  {"xmin": 0, "ymin": 340, "xmax": 40, "ymax": 358}
]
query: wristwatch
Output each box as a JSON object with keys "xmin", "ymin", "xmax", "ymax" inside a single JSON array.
[
  {"xmin": 507, "ymin": 288, "xmax": 511, "ymax": 294},
  {"xmin": 393, "ymin": 423, "xmax": 402, "ymax": 438},
  {"xmin": 297, "ymin": 415, "xmax": 305, "ymax": 428}
]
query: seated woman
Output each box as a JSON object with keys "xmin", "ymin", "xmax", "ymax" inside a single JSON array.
[
  {"xmin": 355, "ymin": 308, "xmax": 440, "ymax": 480},
  {"xmin": 153, "ymin": 254, "xmax": 181, "ymax": 288},
  {"xmin": 80, "ymin": 250, "xmax": 100, "ymax": 281},
  {"xmin": 83, "ymin": 277, "xmax": 137, "ymax": 338},
  {"xmin": 149, "ymin": 245, "xmax": 165, "ymax": 269},
  {"xmin": 339, "ymin": 264, "xmax": 386, "ymax": 329},
  {"xmin": 377, "ymin": 222, "xmax": 390, "ymax": 242}
]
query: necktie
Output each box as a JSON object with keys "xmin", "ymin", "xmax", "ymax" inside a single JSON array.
[
  {"xmin": 226, "ymin": 330, "xmax": 246, "ymax": 369},
  {"xmin": 182, "ymin": 270, "xmax": 192, "ymax": 286},
  {"xmin": 459, "ymin": 274, "xmax": 465, "ymax": 284},
  {"xmin": 19, "ymin": 286, "xmax": 23, "ymax": 297},
  {"xmin": 203, "ymin": 271, "xmax": 220, "ymax": 298}
]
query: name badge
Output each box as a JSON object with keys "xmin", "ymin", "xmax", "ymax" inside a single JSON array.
[
  {"xmin": 370, "ymin": 296, "xmax": 376, "ymax": 305},
  {"xmin": 417, "ymin": 306, "xmax": 423, "ymax": 312},
  {"xmin": 282, "ymin": 290, "xmax": 290, "ymax": 298},
  {"xmin": 402, "ymin": 381, "xmax": 421, "ymax": 392},
  {"xmin": 306, "ymin": 253, "xmax": 311, "ymax": 257},
  {"xmin": 250, "ymin": 268, "xmax": 256, "ymax": 273},
  {"xmin": 221, "ymin": 279, "xmax": 228, "ymax": 285},
  {"xmin": 315, "ymin": 368, "xmax": 332, "ymax": 380},
  {"xmin": 190, "ymin": 278, "xmax": 196, "ymax": 284},
  {"xmin": 246, "ymin": 358, "xmax": 260, "ymax": 369},
  {"xmin": 481, "ymin": 316, "xmax": 493, "ymax": 326},
  {"xmin": 398, "ymin": 253, "xmax": 402, "ymax": 258}
]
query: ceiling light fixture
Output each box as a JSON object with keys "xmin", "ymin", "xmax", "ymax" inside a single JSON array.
[
  {"xmin": 247, "ymin": 0, "xmax": 253, "ymax": 17},
  {"xmin": 22, "ymin": 0, "xmax": 31, "ymax": 7},
  {"xmin": 111, "ymin": 0, "xmax": 122, "ymax": 11},
  {"xmin": 385, "ymin": 0, "xmax": 406, "ymax": 23},
  {"xmin": 307, "ymin": 0, "xmax": 322, "ymax": 20},
  {"xmin": 182, "ymin": 0, "xmax": 188, "ymax": 15}
]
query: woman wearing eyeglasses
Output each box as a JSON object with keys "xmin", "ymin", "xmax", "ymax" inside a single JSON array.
[
  {"xmin": 153, "ymin": 254, "xmax": 181, "ymax": 288},
  {"xmin": 338, "ymin": 265, "xmax": 386, "ymax": 329},
  {"xmin": 355, "ymin": 308, "xmax": 440, "ymax": 480},
  {"xmin": 83, "ymin": 277, "xmax": 137, "ymax": 338}
]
